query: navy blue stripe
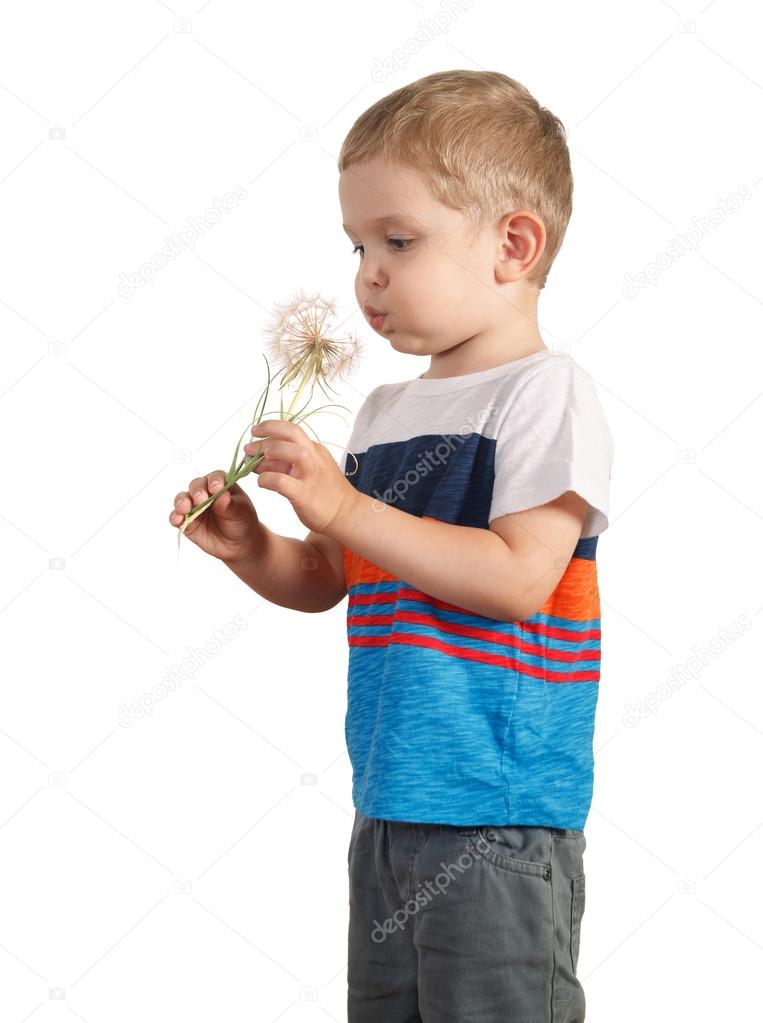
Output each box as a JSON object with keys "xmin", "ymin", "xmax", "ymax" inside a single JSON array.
[{"xmin": 573, "ymin": 535, "xmax": 598, "ymax": 560}]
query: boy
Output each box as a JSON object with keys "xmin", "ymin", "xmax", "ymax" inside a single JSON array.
[{"xmin": 170, "ymin": 70, "xmax": 613, "ymax": 1022}]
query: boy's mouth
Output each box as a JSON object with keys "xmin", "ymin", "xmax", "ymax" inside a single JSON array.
[{"xmin": 364, "ymin": 304, "xmax": 387, "ymax": 331}]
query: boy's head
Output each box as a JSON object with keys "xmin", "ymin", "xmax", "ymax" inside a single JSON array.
[{"xmin": 337, "ymin": 70, "xmax": 573, "ymax": 365}]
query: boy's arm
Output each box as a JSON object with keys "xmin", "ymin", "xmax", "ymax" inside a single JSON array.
[
  {"xmin": 223, "ymin": 523, "xmax": 346, "ymax": 613},
  {"xmin": 304, "ymin": 529, "xmax": 347, "ymax": 601},
  {"xmin": 326, "ymin": 489, "xmax": 588, "ymax": 622}
]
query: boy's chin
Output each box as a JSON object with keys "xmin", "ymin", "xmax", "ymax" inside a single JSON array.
[
  {"xmin": 388, "ymin": 335, "xmax": 430, "ymax": 357},
  {"xmin": 386, "ymin": 332, "xmax": 417, "ymax": 351},
  {"xmin": 389, "ymin": 337, "xmax": 424, "ymax": 357}
]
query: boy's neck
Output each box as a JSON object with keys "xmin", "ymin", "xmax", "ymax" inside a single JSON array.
[
  {"xmin": 420, "ymin": 285, "xmax": 545, "ymax": 380},
  {"xmin": 420, "ymin": 335, "xmax": 548, "ymax": 380}
]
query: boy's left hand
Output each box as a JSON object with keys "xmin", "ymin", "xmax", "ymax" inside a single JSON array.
[{"xmin": 243, "ymin": 420, "xmax": 359, "ymax": 535}]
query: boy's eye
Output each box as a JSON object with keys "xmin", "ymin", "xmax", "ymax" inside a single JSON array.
[{"xmin": 351, "ymin": 238, "xmax": 413, "ymax": 257}]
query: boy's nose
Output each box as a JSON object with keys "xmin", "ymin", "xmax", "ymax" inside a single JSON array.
[{"xmin": 359, "ymin": 262, "xmax": 388, "ymax": 289}]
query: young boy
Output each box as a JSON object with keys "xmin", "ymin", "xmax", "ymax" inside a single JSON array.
[{"xmin": 170, "ymin": 70, "xmax": 613, "ymax": 1023}]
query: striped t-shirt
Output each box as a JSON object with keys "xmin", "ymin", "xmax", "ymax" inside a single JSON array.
[{"xmin": 339, "ymin": 349, "xmax": 614, "ymax": 829}]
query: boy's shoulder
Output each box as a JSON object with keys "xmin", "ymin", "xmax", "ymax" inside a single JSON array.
[
  {"xmin": 360, "ymin": 350, "xmax": 585, "ymax": 412},
  {"xmin": 349, "ymin": 350, "xmax": 611, "ymax": 448}
]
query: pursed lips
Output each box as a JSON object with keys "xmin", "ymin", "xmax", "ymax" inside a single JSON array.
[{"xmin": 364, "ymin": 303, "xmax": 388, "ymax": 330}]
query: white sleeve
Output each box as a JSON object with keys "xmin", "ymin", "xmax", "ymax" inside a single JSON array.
[
  {"xmin": 488, "ymin": 358, "xmax": 614, "ymax": 538},
  {"xmin": 338, "ymin": 385, "xmax": 385, "ymax": 478},
  {"xmin": 338, "ymin": 427, "xmax": 358, "ymax": 476}
]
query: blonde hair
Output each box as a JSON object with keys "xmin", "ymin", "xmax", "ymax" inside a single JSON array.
[{"xmin": 337, "ymin": 69, "xmax": 573, "ymax": 291}]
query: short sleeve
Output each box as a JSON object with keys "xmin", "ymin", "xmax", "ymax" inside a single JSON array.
[
  {"xmin": 488, "ymin": 357, "xmax": 614, "ymax": 538},
  {"xmin": 339, "ymin": 444, "xmax": 361, "ymax": 478},
  {"xmin": 337, "ymin": 384, "xmax": 386, "ymax": 479},
  {"xmin": 338, "ymin": 427, "xmax": 357, "ymax": 477}
]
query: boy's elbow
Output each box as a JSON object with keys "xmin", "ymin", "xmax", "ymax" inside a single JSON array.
[
  {"xmin": 490, "ymin": 597, "xmax": 533, "ymax": 623},
  {"xmin": 313, "ymin": 585, "xmax": 348, "ymax": 613},
  {"xmin": 500, "ymin": 594, "xmax": 541, "ymax": 623},
  {"xmin": 504, "ymin": 603, "xmax": 536, "ymax": 623}
]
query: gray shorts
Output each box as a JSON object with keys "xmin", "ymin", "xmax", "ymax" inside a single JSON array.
[{"xmin": 347, "ymin": 810, "xmax": 587, "ymax": 1023}]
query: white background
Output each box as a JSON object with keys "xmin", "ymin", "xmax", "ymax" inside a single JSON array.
[{"xmin": 1, "ymin": 1, "xmax": 761, "ymax": 1020}]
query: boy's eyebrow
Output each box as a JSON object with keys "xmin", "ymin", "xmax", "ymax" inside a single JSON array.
[{"xmin": 342, "ymin": 214, "xmax": 420, "ymax": 232}]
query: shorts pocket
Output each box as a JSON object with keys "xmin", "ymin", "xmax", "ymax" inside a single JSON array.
[
  {"xmin": 570, "ymin": 871, "xmax": 585, "ymax": 973},
  {"xmin": 468, "ymin": 826, "xmax": 551, "ymax": 879},
  {"xmin": 347, "ymin": 812, "xmax": 380, "ymax": 890},
  {"xmin": 347, "ymin": 810, "xmax": 361, "ymax": 868}
]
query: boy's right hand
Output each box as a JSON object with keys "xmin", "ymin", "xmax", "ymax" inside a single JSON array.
[{"xmin": 169, "ymin": 472, "xmax": 262, "ymax": 563}]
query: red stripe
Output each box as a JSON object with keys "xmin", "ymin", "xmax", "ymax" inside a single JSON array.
[
  {"xmin": 352, "ymin": 585, "xmax": 599, "ymax": 631},
  {"xmin": 348, "ymin": 609, "xmax": 600, "ymax": 663},
  {"xmin": 348, "ymin": 595, "xmax": 601, "ymax": 645},
  {"xmin": 348, "ymin": 631, "xmax": 600, "ymax": 683}
]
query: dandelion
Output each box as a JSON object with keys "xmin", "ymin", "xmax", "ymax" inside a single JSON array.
[
  {"xmin": 178, "ymin": 290, "xmax": 362, "ymax": 543},
  {"xmin": 264, "ymin": 290, "xmax": 363, "ymax": 396}
]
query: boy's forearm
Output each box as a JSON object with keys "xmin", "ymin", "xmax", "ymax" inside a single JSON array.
[
  {"xmin": 326, "ymin": 491, "xmax": 525, "ymax": 622},
  {"xmin": 222, "ymin": 523, "xmax": 343, "ymax": 613}
]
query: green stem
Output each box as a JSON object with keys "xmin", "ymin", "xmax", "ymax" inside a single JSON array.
[
  {"xmin": 285, "ymin": 353, "xmax": 315, "ymax": 419},
  {"xmin": 179, "ymin": 453, "xmax": 265, "ymax": 535},
  {"xmin": 179, "ymin": 354, "xmax": 338, "ymax": 540}
]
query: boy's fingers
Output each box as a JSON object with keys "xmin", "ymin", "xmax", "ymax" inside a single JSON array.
[
  {"xmin": 173, "ymin": 492, "xmax": 192, "ymax": 511},
  {"xmin": 172, "ymin": 473, "xmax": 231, "ymax": 527},
  {"xmin": 209, "ymin": 483, "xmax": 228, "ymax": 507},
  {"xmin": 187, "ymin": 477, "xmax": 207, "ymax": 502},
  {"xmin": 256, "ymin": 459, "xmax": 290, "ymax": 475}
]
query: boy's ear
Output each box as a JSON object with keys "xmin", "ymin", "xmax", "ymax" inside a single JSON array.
[{"xmin": 494, "ymin": 210, "xmax": 546, "ymax": 284}]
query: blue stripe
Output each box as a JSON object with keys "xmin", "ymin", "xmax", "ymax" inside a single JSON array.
[
  {"xmin": 344, "ymin": 643, "xmax": 600, "ymax": 828},
  {"xmin": 348, "ymin": 596, "xmax": 601, "ymax": 636},
  {"xmin": 348, "ymin": 584, "xmax": 600, "ymax": 629},
  {"xmin": 347, "ymin": 625, "xmax": 601, "ymax": 672},
  {"xmin": 348, "ymin": 618, "xmax": 601, "ymax": 653}
]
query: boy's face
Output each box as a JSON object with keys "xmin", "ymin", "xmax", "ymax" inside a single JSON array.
[{"xmin": 338, "ymin": 157, "xmax": 534, "ymax": 361}]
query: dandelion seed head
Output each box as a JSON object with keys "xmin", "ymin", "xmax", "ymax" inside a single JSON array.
[{"xmin": 262, "ymin": 289, "xmax": 363, "ymax": 390}]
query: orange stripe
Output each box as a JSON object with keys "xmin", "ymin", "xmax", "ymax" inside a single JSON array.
[
  {"xmin": 538, "ymin": 557, "xmax": 601, "ymax": 621},
  {"xmin": 343, "ymin": 547, "xmax": 600, "ymax": 624}
]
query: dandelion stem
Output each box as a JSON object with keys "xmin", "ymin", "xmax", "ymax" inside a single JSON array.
[
  {"xmin": 180, "ymin": 453, "xmax": 265, "ymax": 534},
  {"xmin": 177, "ymin": 292, "xmax": 361, "ymax": 546}
]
